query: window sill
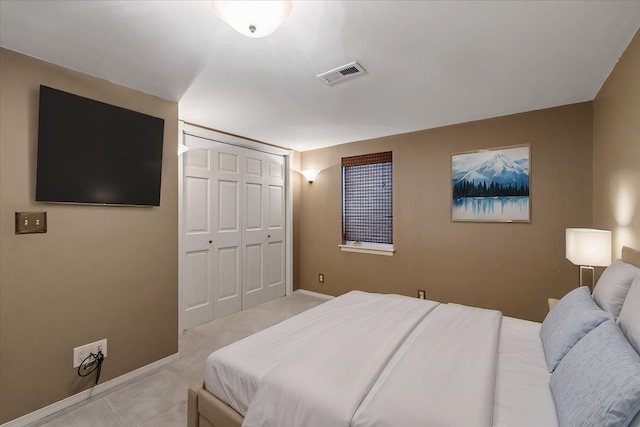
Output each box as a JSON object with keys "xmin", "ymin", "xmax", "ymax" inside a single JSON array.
[{"xmin": 338, "ymin": 243, "xmax": 395, "ymax": 256}]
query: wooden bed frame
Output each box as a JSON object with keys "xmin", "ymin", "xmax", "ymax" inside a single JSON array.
[{"xmin": 187, "ymin": 246, "xmax": 640, "ymax": 427}]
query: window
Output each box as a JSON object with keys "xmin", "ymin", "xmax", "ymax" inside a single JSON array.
[{"xmin": 340, "ymin": 151, "xmax": 394, "ymax": 256}]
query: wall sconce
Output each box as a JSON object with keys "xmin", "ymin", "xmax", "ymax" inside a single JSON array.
[
  {"xmin": 301, "ymin": 170, "xmax": 319, "ymax": 183},
  {"xmin": 566, "ymin": 228, "xmax": 612, "ymax": 289}
]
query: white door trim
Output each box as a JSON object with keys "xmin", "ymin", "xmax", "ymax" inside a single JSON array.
[
  {"xmin": 183, "ymin": 124, "xmax": 291, "ymax": 156},
  {"xmin": 285, "ymin": 152, "xmax": 293, "ymax": 298},
  {"xmin": 178, "ymin": 122, "xmax": 293, "ymax": 333},
  {"xmin": 177, "ymin": 121, "xmax": 185, "ymax": 335}
]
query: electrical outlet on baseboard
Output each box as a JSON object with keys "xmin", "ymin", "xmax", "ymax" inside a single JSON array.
[
  {"xmin": 73, "ymin": 339, "xmax": 107, "ymax": 368},
  {"xmin": 417, "ymin": 290, "xmax": 426, "ymax": 299}
]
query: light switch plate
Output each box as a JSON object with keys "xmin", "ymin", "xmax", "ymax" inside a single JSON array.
[{"xmin": 15, "ymin": 212, "xmax": 47, "ymax": 234}]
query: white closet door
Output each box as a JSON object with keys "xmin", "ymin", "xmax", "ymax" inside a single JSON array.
[
  {"xmin": 241, "ymin": 150, "xmax": 286, "ymax": 309},
  {"xmin": 264, "ymin": 153, "xmax": 286, "ymax": 302},
  {"xmin": 182, "ymin": 133, "xmax": 287, "ymax": 328},
  {"xmin": 183, "ymin": 136, "xmax": 215, "ymax": 330},
  {"xmin": 212, "ymin": 142, "xmax": 243, "ymax": 319},
  {"xmin": 241, "ymin": 149, "xmax": 267, "ymax": 309}
]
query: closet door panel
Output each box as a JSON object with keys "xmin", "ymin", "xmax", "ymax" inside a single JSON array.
[
  {"xmin": 242, "ymin": 150, "xmax": 268, "ymax": 309},
  {"xmin": 183, "ymin": 136, "xmax": 215, "ymax": 329},
  {"xmin": 212, "ymin": 142, "xmax": 243, "ymax": 319},
  {"xmin": 264, "ymin": 153, "xmax": 286, "ymax": 301}
]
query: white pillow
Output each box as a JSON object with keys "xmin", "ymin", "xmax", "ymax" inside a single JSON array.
[
  {"xmin": 618, "ymin": 274, "xmax": 640, "ymax": 354},
  {"xmin": 592, "ymin": 259, "xmax": 640, "ymax": 317}
]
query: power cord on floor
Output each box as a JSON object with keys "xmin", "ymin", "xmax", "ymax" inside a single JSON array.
[{"xmin": 77, "ymin": 350, "xmax": 105, "ymax": 385}]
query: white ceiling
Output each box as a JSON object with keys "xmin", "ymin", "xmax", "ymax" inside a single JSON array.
[{"xmin": 1, "ymin": 1, "xmax": 639, "ymax": 151}]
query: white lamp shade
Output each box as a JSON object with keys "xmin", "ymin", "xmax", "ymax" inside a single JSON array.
[
  {"xmin": 211, "ymin": 1, "xmax": 292, "ymax": 38},
  {"xmin": 566, "ymin": 228, "xmax": 612, "ymax": 267},
  {"xmin": 301, "ymin": 170, "xmax": 319, "ymax": 183}
]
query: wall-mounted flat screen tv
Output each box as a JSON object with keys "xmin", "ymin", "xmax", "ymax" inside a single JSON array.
[{"xmin": 36, "ymin": 86, "xmax": 165, "ymax": 206}]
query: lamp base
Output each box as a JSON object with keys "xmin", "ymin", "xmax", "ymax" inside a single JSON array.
[{"xmin": 579, "ymin": 265, "xmax": 595, "ymax": 290}]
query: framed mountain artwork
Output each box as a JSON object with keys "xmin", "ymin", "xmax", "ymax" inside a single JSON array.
[{"xmin": 451, "ymin": 145, "xmax": 530, "ymax": 222}]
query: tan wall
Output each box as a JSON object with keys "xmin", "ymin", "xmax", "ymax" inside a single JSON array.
[
  {"xmin": 299, "ymin": 103, "xmax": 593, "ymax": 322},
  {"xmin": 0, "ymin": 49, "xmax": 179, "ymax": 423},
  {"xmin": 593, "ymin": 30, "xmax": 640, "ymax": 258}
]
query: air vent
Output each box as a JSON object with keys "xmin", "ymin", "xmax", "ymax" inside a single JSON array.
[{"xmin": 317, "ymin": 62, "xmax": 367, "ymax": 85}]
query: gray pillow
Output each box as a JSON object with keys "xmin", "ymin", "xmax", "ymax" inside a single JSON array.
[
  {"xmin": 593, "ymin": 259, "xmax": 640, "ymax": 317},
  {"xmin": 551, "ymin": 320, "xmax": 640, "ymax": 427},
  {"xmin": 540, "ymin": 286, "xmax": 613, "ymax": 372},
  {"xmin": 618, "ymin": 274, "xmax": 640, "ymax": 354}
]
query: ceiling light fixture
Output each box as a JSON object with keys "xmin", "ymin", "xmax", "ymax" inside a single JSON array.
[{"xmin": 211, "ymin": 1, "xmax": 292, "ymax": 38}]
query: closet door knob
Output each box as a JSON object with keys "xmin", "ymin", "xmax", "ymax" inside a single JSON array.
[
  {"xmin": 267, "ymin": 235, "xmax": 271, "ymax": 238},
  {"xmin": 209, "ymin": 240, "xmax": 213, "ymax": 244}
]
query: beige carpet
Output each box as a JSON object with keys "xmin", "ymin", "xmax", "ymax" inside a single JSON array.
[{"xmin": 28, "ymin": 292, "xmax": 326, "ymax": 427}]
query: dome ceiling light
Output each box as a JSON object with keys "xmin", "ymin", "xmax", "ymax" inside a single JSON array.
[{"xmin": 211, "ymin": 1, "xmax": 293, "ymax": 38}]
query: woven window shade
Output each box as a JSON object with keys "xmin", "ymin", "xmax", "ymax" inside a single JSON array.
[
  {"xmin": 342, "ymin": 152, "xmax": 393, "ymax": 244},
  {"xmin": 341, "ymin": 151, "xmax": 392, "ymax": 167}
]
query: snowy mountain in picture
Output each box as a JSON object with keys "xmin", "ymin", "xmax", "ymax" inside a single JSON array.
[
  {"xmin": 452, "ymin": 147, "xmax": 529, "ymax": 186},
  {"xmin": 465, "ymin": 153, "xmax": 528, "ymax": 186},
  {"xmin": 451, "ymin": 145, "xmax": 530, "ymax": 222},
  {"xmin": 515, "ymin": 158, "xmax": 529, "ymax": 169}
]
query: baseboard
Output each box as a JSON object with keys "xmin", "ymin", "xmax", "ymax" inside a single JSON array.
[
  {"xmin": 294, "ymin": 289, "xmax": 335, "ymax": 301},
  {"xmin": 1, "ymin": 353, "xmax": 179, "ymax": 427}
]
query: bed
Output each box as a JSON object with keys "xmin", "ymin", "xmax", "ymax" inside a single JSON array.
[{"xmin": 188, "ymin": 246, "xmax": 640, "ymax": 427}]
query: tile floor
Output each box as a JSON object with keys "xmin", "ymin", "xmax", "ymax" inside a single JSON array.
[{"xmin": 27, "ymin": 293, "xmax": 325, "ymax": 427}]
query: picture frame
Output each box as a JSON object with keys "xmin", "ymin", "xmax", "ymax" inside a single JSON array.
[{"xmin": 451, "ymin": 144, "xmax": 531, "ymax": 223}]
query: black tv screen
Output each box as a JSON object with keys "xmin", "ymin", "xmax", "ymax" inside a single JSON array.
[{"xmin": 36, "ymin": 86, "xmax": 165, "ymax": 206}]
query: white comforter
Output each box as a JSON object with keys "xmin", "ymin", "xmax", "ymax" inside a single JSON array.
[
  {"xmin": 231, "ymin": 292, "xmax": 502, "ymax": 427},
  {"xmin": 206, "ymin": 291, "xmax": 438, "ymax": 418},
  {"xmin": 352, "ymin": 303, "xmax": 502, "ymax": 427},
  {"xmin": 241, "ymin": 292, "xmax": 439, "ymax": 427}
]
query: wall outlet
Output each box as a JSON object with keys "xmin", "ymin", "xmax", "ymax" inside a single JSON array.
[
  {"xmin": 318, "ymin": 273, "xmax": 324, "ymax": 283},
  {"xmin": 73, "ymin": 338, "xmax": 107, "ymax": 368},
  {"xmin": 417, "ymin": 290, "xmax": 426, "ymax": 299}
]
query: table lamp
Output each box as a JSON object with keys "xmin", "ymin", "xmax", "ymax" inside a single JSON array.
[{"xmin": 565, "ymin": 228, "xmax": 612, "ymax": 289}]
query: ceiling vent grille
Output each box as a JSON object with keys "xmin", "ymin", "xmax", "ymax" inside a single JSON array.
[{"xmin": 317, "ymin": 62, "xmax": 367, "ymax": 85}]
